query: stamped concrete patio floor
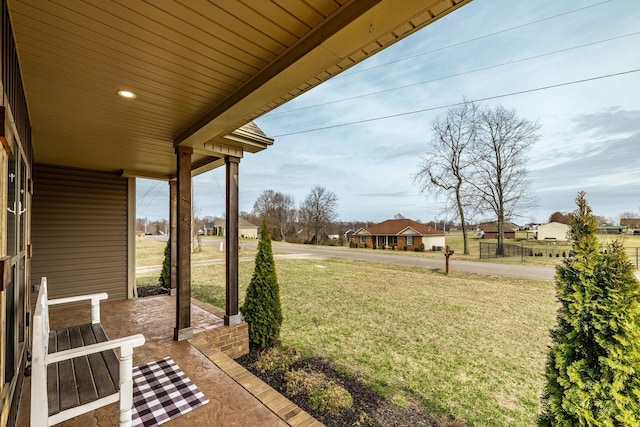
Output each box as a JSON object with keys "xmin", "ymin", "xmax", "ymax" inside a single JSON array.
[{"xmin": 17, "ymin": 295, "xmax": 321, "ymax": 426}]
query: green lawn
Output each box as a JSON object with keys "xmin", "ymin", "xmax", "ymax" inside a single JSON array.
[
  {"xmin": 134, "ymin": 235, "xmax": 573, "ymax": 425},
  {"xmin": 139, "ymin": 233, "xmax": 640, "ymax": 425},
  {"xmin": 187, "ymin": 258, "xmax": 557, "ymax": 427},
  {"xmin": 135, "ymin": 235, "xmax": 258, "ymax": 286}
]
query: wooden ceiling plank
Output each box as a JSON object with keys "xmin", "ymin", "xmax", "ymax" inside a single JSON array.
[
  {"xmin": 22, "ymin": 76, "xmax": 197, "ymax": 124},
  {"xmin": 295, "ymin": 0, "xmax": 341, "ymax": 18},
  {"xmin": 18, "ymin": 51, "xmax": 217, "ymax": 112},
  {"xmin": 34, "ymin": 146, "xmax": 172, "ymax": 169},
  {"xmin": 175, "ymin": 0, "xmax": 290, "ymax": 56},
  {"xmin": 247, "ymin": 0, "xmax": 312, "ymax": 37},
  {"xmin": 98, "ymin": 0, "xmax": 265, "ymax": 73},
  {"xmin": 10, "ymin": 4, "xmax": 243, "ymax": 93},
  {"xmin": 140, "ymin": 0, "xmax": 278, "ymax": 63},
  {"xmin": 12, "ymin": 1, "xmax": 247, "ymax": 89},
  {"xmin": 272, "ymin": 0, "xmax": 325, "ymax": 27},
  {"xmin": 214, "ymin": 0, "xmax": 300, "ymax": 45},
  {"xmin": 14, "ymin": 30, "xmax": 234, "ymax": 99},
  {"xmin": 44, "ymin": 0, "xmax": 251, "ymax": 82}
]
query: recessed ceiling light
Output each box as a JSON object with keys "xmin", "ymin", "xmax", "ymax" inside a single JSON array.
[{"xmin": 117, "ymin": 90, "xmax": 136, "ymax": 99}]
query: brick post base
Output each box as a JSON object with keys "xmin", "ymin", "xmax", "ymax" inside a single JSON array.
[{"xmin": 203, "ymin": 321, "xmax": 249, "ymax": 358}]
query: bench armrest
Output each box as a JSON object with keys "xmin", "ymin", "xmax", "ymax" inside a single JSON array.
[
  {"xmin": 48, "ymin": 293, "xmax": 109, "ymax": 324},
  {"xmin": 46, "ymin": 334, "xmax": 146, "ymax": 364}
]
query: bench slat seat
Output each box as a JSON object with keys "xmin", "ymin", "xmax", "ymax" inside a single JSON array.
[{"xmin": 47, "ymin": 323, "xmax": 120, "ymax": 416}]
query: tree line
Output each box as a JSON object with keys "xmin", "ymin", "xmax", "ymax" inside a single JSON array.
[{"xmin": 244, "ymin": 185, "xmax": 339, "ymax": 245}]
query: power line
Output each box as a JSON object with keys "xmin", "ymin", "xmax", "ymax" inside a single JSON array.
[
  {"xmin": 137, "ymin": 180, "xmax": 167, "ymax": 215},
  {"xmin": 138, "ymin": 180, "xmax": 160, "ymax": 201},
  {"xmin": 272, "ymin": 68, "xmax": 640, "ymax": 138},
  {"xmin": 337, "ymin": 0, "xmax": 614, "ymax": 79},
  {"xmin": 268, "ymin": 31, "xmax": 640, "ymax": 116}
]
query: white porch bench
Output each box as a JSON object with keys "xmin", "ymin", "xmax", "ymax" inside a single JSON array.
[{"xmin": 31, "ymin": 277, "xmax": 146, "ymax": 426}]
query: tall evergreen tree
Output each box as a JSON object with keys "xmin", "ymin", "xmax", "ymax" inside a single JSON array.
[
  {"xmin": 241, "ymin": 219, "xmax": 283, "ymax": 348},
  {"xmin": 540, "ymin": 192, "xmax": 640, "ymax": 425}
]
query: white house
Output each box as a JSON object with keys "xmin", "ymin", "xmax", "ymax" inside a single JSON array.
[
  {"xmin": 213, "ymin": 218, "xmax": 259, "ymax": 238},
  {"xmin": 536, "ymin": 222, "xmax": 570, "ymax": 241}
]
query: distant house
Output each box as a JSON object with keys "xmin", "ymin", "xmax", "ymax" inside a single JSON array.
[
  {"xmin": 353, "ymin": 218, "xmax": 445, "ymax": 250},
  {"xmin": 213, "ymin": 218, "xmax": 259, "ymax": 238},
  {"xmin": 478, "ymin": 222, "xmax": 516, "ymax": 240},
  {"xmin": 344, "ymin": 229, "xmax": 355, "ymax": 242},
  {"xmin": 536, "ymin": 222, "xmax": 570, "ymax": 241},
  {"xmin": 203, "ymin": 222, "xmax": 215, "ymax": 236},
  {"xmin": 620, "ymin": 218, "xmax": 640, "ymax": 229}
]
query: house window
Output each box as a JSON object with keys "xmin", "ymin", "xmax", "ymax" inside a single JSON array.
[
  {"xmin": 406, "ymin": 236, "xmax": 414, "ymax": 245},
  {"xmin": 359, "ymin": 236, "xmax": 366, "ymax": 244}
]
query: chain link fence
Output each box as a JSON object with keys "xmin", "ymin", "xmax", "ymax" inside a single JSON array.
[{"xmin": 479, "ymin": 242, "xmax": 640, "ymax": 270}]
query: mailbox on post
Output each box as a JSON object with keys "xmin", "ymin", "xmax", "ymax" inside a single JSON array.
[{"xmin": 445, "ymin": 245, "xmax": 454, "ymax": 275}]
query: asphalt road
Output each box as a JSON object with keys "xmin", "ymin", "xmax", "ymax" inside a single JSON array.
[
  {"xmin": 142, "ymin": 235, "xmax": 556, "ymax": 280},
  {"xmin": 212, "ymin": 239, "xmax": 557, "ymax": 281}
]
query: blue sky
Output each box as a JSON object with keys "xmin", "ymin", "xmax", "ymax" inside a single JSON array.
[{"xmin": 137, "ymin": 0, "xmax": 640, "ymax": 225}]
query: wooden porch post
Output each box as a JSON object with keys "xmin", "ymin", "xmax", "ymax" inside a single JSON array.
[
  {"xmin": 174, "ymin": 146, "xmax": 193, "ymax": 341},
  {"xmin": 225, "ymin": 156, "xmax": 241, "ymax": 326},
  {"xmin": 169, "ymin": 180, "xmax": 177, "ymax": 296}
]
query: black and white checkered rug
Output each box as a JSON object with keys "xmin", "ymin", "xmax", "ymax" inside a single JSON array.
[{"xmin": 132, "ymin": 357, "xmax": 209, "ymax": 427}]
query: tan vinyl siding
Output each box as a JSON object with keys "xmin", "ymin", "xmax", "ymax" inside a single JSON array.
[{"xmin": 30, "ymin": 165, "xmax": 128, "ymax": 300}]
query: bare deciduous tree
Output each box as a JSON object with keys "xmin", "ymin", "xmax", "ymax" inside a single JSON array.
[
  {"xmin": 192, "ymin": 201, "xmax": 205, "ymax": 252},
  {"xmin": 274, "ymin": 193, "xmax": 297, "ymax": 241},
  {"xmin": 299, "ymin": 186, "xmax": 338, "ymax": 245},
  {"xmin": 469, "ymin": 104, "xmax": 540, "ymax": 255},
  {"xmin": 414, "ymin": 100, "xmax": 478, "ymax": 255},
  {"xmin": 252, "ymin": 190, "xmax": 296, "ymax": 241}
]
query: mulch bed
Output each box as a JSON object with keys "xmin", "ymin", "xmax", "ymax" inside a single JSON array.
[
  {"xmin": 137, "ymin": 284, "xmax": 168, "ymax": 298},
  {"xmin": 236, "ymin": 348, "xmax": 466, "ymax": 427}
]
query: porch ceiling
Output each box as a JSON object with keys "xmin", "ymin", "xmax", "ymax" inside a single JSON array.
[{"xmin": 7, "ymin": 0, "xmax": 471, "ymax": 179}]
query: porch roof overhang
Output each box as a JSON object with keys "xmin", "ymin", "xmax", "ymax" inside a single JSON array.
[{"xmin": 7, "ymin": 0, "xmax": 472, "ymax": 179}]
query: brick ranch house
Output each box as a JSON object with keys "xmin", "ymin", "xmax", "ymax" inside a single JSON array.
[{"xmin": 353, "ymin": 219, "xmax": 445, "ymax": 251}]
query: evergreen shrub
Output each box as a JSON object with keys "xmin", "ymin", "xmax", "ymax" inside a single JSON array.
[
  {"xmin": 159, "ymin": 239, "xmax": 170, "ymax": 290},
  {"xmin": 241, "ymin": 219, "xmax": 283, "ymax": 348},
  {"xmin": 540, "ymin": 192, "xmax": 640, "ymax": 426}
]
